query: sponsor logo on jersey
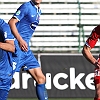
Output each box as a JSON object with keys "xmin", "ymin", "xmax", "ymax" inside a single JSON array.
[{"xmin": 30, "ymin": 21, "xmax": 39, "ymax": 30}]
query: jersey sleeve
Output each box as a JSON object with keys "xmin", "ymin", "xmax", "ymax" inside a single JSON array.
[
  {"xmin": 86, "ymin": 29, "xmax": 99, "ymax": 48},
  {"xmin": 2, "ymin": 23, "xmax": 14, "ymax": 41},
  {"xmin": 13, "ymin": 3, "xmax": 28, "ymax": 21}
]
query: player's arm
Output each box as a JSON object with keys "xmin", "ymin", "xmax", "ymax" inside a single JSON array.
[
  {"xmin": 82, "ymin": 44, "xmax": 97, "ymax": 65},
  {"xmin": 8, "ymin": 18, "xmax": 22, "ymax": 44},
  {"xmin": 82, "ymin": 27, "xmax": 100, "ymax": 68},
  {"xmin": 8, "ymin": 17, "xmax": 28, "ymax": 51},
  {"xmin": 82, "ymin": 44, "xmax": 100, "ymax": 68},
  {"xmin": 0, "ymin": 40, "xmax": 15, "ymax": 53}
]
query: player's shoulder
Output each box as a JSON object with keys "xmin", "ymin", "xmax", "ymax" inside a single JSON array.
[
  {"xmin": 0, "ymin": 18, "xmax": 4, "ymax": 23},
  {"xmin": 96, "ymin": 25, "xmax": 100, "ymax": 30},
  {"xmin": 0, "ymin": 18, "xmax": 6, "ymax": 26},
  {"xmin": 93, "ymin": 25, "xmax": 100, "ymax": 36},
  {"xmin": 19, "ymin": 1, "xmax": 30, "ymax": 9},
  {"xmin": 22, "ymin": 1, "xmax": 31, "ymax": 7}
]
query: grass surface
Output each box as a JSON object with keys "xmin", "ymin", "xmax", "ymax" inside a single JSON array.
[{"xmin": 8, "ymin": 98, "xmax": 93, "ymax": 100}]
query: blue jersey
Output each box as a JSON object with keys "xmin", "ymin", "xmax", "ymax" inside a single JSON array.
[
  {"xmin": 13, "ymin": 0, "xmax": 41, "ymax": 47},
  {"xmin": 0, "ymin": 19, "xmax": 14, "ymax": 80},
  {"xmin": 12, "ymin": 1, "xmax": 41, "ymax": 72}
]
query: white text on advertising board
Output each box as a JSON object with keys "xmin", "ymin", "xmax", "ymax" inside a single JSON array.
[{"xmin": 11, "ymin": 68, "xmax": 94, "ymax": 90}]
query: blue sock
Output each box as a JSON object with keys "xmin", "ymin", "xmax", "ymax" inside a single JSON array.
[{"xmin": 36, "ymin": 83, "xmax": 48, "ymax": 100}]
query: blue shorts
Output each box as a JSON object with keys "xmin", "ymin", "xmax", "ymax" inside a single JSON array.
[
  {"xmin": 0, "ymin": 78, "xmax": 12, "ymax": 91},
  {"xmin": 13, "ymin": 42, "xmax": 40, "ymax": 72},
  {"xmin": 0, "ymin": 89, "xmax": 9, "ymax": 100},
  {"xmin": 18, "ymin": 50, "xmax": 40, "ymax": 72}
]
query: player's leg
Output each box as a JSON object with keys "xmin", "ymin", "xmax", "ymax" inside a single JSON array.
[
  {"xmin": 0, "ymin": 78, "xmax": 12, "ymax": 100},
  {"xmin": 0, "ymin": 89, "xmax": 9, "ymax": 100},
  {"xmin": 94, "ymin": 98, "xmax": 100, "ymax": 100},
  {"xmin": 23, "ymin": 51, "xmax": 48, "ymax": 100},
  {"xmin": 28, "ymin": 67, "xmax": 48, "ymax": 100},
  {"xmin": 94, "ymin": 68, "xmax": 100, "ymax": 100},
  {"xmin": 94, "ymin": 83, "xmax": 100, "ymax": 100}
]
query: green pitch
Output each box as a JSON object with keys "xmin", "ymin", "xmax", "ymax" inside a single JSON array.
[{"xmin": 8, "ymin": 98, "xmax": 93, "ymax": 100}]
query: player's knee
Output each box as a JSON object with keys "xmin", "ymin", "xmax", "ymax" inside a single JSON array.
[{"xmin": 37, "ymin": 75, "xmax": 46, "ymax": 84}]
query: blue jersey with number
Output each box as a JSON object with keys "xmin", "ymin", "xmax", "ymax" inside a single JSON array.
[
  {"xmin": 13, "ymin": 0, "xmax": 41, "ymax": 48},
  {"xmin": 0, "ymin": 19, "xmax": 14, "ymax": 80}
]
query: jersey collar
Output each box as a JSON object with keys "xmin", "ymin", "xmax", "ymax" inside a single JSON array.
[
  {"xmin": 30, "ymin": 0, "xmax": 40, "ymax": 9},
  {"xmin": 30, "ymin": 0, "xmax": 41, "ymax": 13}
]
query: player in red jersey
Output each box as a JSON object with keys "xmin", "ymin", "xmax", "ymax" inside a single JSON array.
[{"xmin": 82, "ymin": 25, "xmax": 100, "ymax": 100}]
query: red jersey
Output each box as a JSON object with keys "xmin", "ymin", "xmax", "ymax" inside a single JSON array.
[{"xmin": 86, "ymin": 25, "xmax": 100, "ymax": 48}]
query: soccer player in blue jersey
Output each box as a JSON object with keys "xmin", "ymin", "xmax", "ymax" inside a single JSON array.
[
  {"xmin": 8, "ymin": 0, "xmax": 48, "ymax": 100},
  {"xmin": 0, "ymin": 18, "xmax": 15, "ymax": 100}
]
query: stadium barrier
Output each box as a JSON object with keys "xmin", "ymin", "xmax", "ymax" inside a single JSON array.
[{"xmin": 9, "ymin": 53, "xmax": 96, "ymax": 98}]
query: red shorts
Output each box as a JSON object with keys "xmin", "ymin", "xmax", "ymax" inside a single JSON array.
[{"xmin": 94, "ymin": 68, "xmax": 100, "ymax": 84}]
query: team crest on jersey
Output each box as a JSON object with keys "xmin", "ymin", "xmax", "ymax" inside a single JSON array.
[{"xmin": 16, "ymin": 10, "xmax": 21, "ymax": 15}]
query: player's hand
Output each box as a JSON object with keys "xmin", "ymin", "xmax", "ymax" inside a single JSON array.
[
  {"xmin": 19, "ymin": 39, "xmax": 28, "ymax": 51},
  {"xmin": 94, "ymin": 58, "xmax": 100, "ymax": 69}
]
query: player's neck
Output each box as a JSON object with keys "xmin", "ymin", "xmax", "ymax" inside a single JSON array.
[
  {"xmin": 36, "ymin": 4, "xmax": 40, "ymax": 8},
  {"xmin": 31, "ymin": 0, "xmax": 40, "ymax": 8}
]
